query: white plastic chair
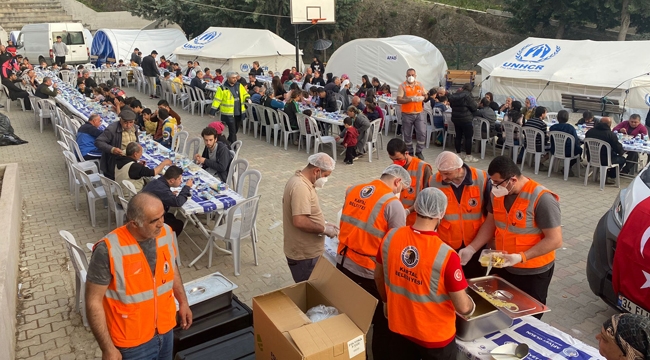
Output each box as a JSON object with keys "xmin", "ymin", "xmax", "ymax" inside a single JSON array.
[
  {"xmin": 236, "ymin": 169, "xmax": 262, "ymax": 244},
  {"xmin": 193, "ymin": 87, "xmax": 213, "ymax": 116},
  {"xmin": 584, "ymin": 138, "xmax": 620, "ymax": 190},
  {"xmin": 277, "ymin": 111, "xmax": 300, "ymax": 150},
  {"xmin": 184, "ymin": 136, "xmax": 201, "ymax": 159},
  {"xmin": 442, "ymin": 113, "xmax": 455, "ymax": 151},
  {"xmin": 121, "ymin": 179, "xmax": 138, "ymax": 199},
  {"xmin": 28, "ymin": 96, "xmax": 40, "ymax": 121},
  {"xmin": 425, "ymin": 107, "xmax": 444, "ymax": 148},
  {"xmin": 226, "ymin": 158, "xmax": 249, "ymax": 192},
  {"xmin": 501, "ymin": 121, "xmax": 522, "ymax": 162},
  {"xmin": 336, "ymin": 100, "xmax": 343, "ymax": 113},
  {"xmin": 378, "ymin": 100, "xmax": 395, "ymax": 137},
  {"xmin": 308, "ymin": 117, "xmax": 337, "ymax": 162},
  {"xmin": 366, "ymin": 119, "xmax": 383, "ymax": 162},
  {"xmin": 99, "ymin": 175, "xmax": 126, "ymax": 229},
  {"xmin": 173, "ymin": 130, "xmax": 189, "ymax": 153},
  {"xmin": 472, "ymin": 117, "xmax": 497, "ymax": 159},
  {"xmin": 296, "ymin": 113, "xmax": 315, "ymax": 154},
  {"xmin": 207, "ymin": 195, "xmax": 261, "ymax": 275},
  {"xmin": 2, "ymin": 84, "xmax": 26, "ymax": 111},
  {"xmin": 548, "ymin": 131, "xmax": 582, "ymax": 181},
  {"xmin": 63, "ymin": 151, "xmax": 101, "ymax": 211},
  {"xmin": 520, "ymin": 127, "xmax": 548, "ymax": 174},
  {"xmin": 262, "ymin": 107, "xmax": 282, "ymax": 146},
  {"xmin": 36, "ymin": 99, "xmax": 56, "ymax": 133},
  {"xmin": 58, "ymin": 230, "xmax": 89, "ymax": 327},
  {"xmin": 63, "ymin": 132, "xmax": 101, "ymax": 171},
  {"xmin": 393, "ymin": 105, "xmax": 403, "ymax": 137},
  {"xmin": 546, "ymin": 112, "xmax": 559, "ymax": 124},
  {"xmin": 118, "ymin": 196, "xmax": 129, "ymax": 214},
  {"xmin": 72, "ymin": 163, "xmax": 108, "ymax": 227},
  {"xmin": 231, "ymin": 140, "xmax": 243, "ymax": 161}
]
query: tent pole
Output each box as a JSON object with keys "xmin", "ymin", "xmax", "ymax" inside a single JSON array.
[{"xmin": 294, "ymin": 24, "xmax": 300, "ymax": 71}]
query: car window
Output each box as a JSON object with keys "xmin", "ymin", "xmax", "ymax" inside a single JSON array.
[{"xmin": 67, "ymin": 32, "xmax": 85, "ymax": 45}]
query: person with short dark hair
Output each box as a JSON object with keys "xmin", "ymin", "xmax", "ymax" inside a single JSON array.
[
  {"xmin": 142, "ymin": 50, "xmax": 160, "ymax": 98},
  {"xmin": 35, "ymin": 76, "xmax": 59, "ymax": 99},
  {"xmin": 461, "ymin": 155, "xmax": 562, "ymax": 314},
  {"xmin": 549, "ymin": 110, "xmax": 582, "ymax": 177},
  {"xmin": 142, "ymin": 165, "xmax": 193, "ymax": 236},
  {"xmin": 1, "ymin": 71, "xmax": 31, "ymax": 110},
  {"xmin": 194, "ymin": 127, "xmax": 233, "ymax": 182},
  {"xmin": 448, "ymin": 83, "xmax": 478, "ymax": 162},
  {"xmin": 342, "ymin": 117, "xmax": 359, "ymax": 165},
  {"xmin": 576, "ymin": 110, "xmax": 596, "ymax": 128},
  {"xmin": 522, "ymin": 106, "xmax": 550, "ymax": 158},
  {"xmin": 53, "ymin": 35, "xmax": 68, "ymax": 66},
  {"xmin": 214, "ymin": 68, "xmax": 223, "ymax": 83}
]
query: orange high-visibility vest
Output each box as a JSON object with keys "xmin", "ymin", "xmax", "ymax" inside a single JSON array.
[
  {"xmin": 99, "ymin": 225, "xmax": 177, "ymax": 348},
  {"xmin": 492, "ymin": 179, "xmax": 559, "ymax": 269},
  {"xmin": 338, "ymin": 180, "xmax": 399, "ymax": 271},
  {"xmin": 431, "ymin": 167, "xmax": 487, "ymax": 249},
  {"xmin": 381, "ymin": 226, "xmax": 456, "ymax": 343},
  {"xmin": 399, "ymin": 81, "xmax": 425, "ymax": 114},
  {"xmin": 400, "ymin": 157, "xmax": 431, "ymax": 225}
]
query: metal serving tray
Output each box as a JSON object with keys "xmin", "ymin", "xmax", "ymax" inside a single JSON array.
[
  {"xmin": 467, "ymin": 275, "xmax": 550, "ymax": 318},
  {"xmin": 456, "ymin": 290, "xmax": 513, "ymax": 341},
  {"xmin": 176, "ymin": 272, "xmax": 238, "ymax": 320}
]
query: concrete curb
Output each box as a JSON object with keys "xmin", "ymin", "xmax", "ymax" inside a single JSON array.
[{"xmin": 0, "ymin": 163, "xmax": 22, "ymax": 360}]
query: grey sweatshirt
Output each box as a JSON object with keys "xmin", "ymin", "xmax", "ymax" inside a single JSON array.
[{"xmin": 52, "ymin": 42, "xmax": 68, "ymax": 57}]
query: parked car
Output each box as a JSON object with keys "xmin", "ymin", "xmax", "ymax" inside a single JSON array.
[{"xmin": 587, "ymin": 163, "xmax": 650, "ymax": 317}]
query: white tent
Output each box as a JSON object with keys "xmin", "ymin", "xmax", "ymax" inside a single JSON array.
[
  {"xmin": 173, "ymin": 27, "xmax": 304, "ymax": 75},
  {"xmin": 478, "ymin": 37, "xmax": 650, "ymax": 118},
  {"xmin": 324, "ymin": 35, "xmax": 448, "ymax": 93},
  {"xmin": 91, "ymin": 28, "xmax": 187, "ymax": 66},
  {"xmin": 83, "ymin": 28, "xmax": 93, "ymax": 50}
]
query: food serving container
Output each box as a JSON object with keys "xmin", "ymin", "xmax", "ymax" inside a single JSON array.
[
  {"xmin": 176, "ymin": 272, "xmax": 238, "ymax": 320},
  {"xmin": 456, "ymin": 275, "xmax": 549, "ymax": 341}
]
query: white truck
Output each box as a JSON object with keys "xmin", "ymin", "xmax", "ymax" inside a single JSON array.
[{"xmin": 16, "ymin": 23, "xmax": 90, "ymax": 65}]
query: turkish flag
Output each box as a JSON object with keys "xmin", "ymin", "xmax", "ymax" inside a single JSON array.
[{"xmin": 612, "ymin": 196, "xmax": 650, "ymax": 310}]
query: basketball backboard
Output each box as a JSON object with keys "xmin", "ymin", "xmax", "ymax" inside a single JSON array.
[{"xmin": 290, "ymin": 0, "xmax": 336, "ymax": 24}]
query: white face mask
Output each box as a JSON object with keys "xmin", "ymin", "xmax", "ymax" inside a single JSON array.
[
  {"xmin": 407, "ymin": 76, "xmax": 415, "ymax": 83},
  {"xmin": 491, "ymin": 181, "xmax": 511, "ymax": 198},
  {"xmin": 314, "ymin": 176, "xmax": 328, "ymax": 189}
]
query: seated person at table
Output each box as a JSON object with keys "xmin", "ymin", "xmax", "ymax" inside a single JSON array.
[
  {"xmin": 317, "ymin": 87, "xmax": 338, "ymax": 113},
  {"xmin": 95, "ymin": 109, "xmax": 139, "ymax": 180},
  {"xmin": 77, "ymin": 79, "xmax": 87, "ymax": 96},
  {"xmin": 76, "ymin": 114, "xmax": 103, "ymax": 160},
  {"xmin": 142, "ymin": 165, "xmax": 192, "ymax": 237},
  {"xmin": 576, "ymin": 110, "xmax": 596, "ymax": 128},
  {"xmin": 203, "ymin": 68, "xmax": 214, "ymax": 81},
  {"xmin": 350, "ymin": 95, "xmax": 366, "ymax": 112},
  {"xmin": 155, "ymin": 108, "xmax": 177, "ymax": 149},
  {"xmin": 151, "ymin": 99, "xmax": 182, "ymax": 141},
  {"xmin": 585, "ymin": 117, "xmax": 626, "ymax": 184},
  {"xmin": 90, "ymin": 87, "xmax": 104, "ymax": 102},
  {"xmin": 1, "ymin": 71, "xmax": 32, "ymax": 110},
  {"xmin": 250, "ymin": 86, "xmax": 263, "ymax": 104},
  {"xmin": 522, "ymin": 106, "xmax": 550, "ymax": 152},
  {"xmin": 613, "ymin": 114, "xmax": 648, "ymax": 174},
  {"xmin": 190, "ymin": 70, "xmax": 207, "ymax": 95},
  {"xmin": 141, "ymin": 108, "xmax": 156, "ymax": 135},
  {"xmin": 194, "ymin": 127, "xmax": 233, "ymax": 182},
  {"xmin": 115, "ymin": 142, "xmax": 172, "ymax": 196},
  {"xmin": 283, "ymin": 90, "xmax": 302, "ymax": 130},
  {"xmin": 363, "ymin": 99, "xmax": 380, "ymax": 121},
  {"xmin": 261, "ymin": 88, "xmax": 285, "ymax": 110},
  {"xmin": 82, "ymin": 70, "xmax": 97, "ymax": 90},
  {"xmin": 208, "ymin": 121, "xmax": 231, "ymax": 148},
  {"xmin": 35, "ymin": 76, "xmax": 59, "ymax": 99},
  {"xmin": 214, "ymin": 68, "xmax": 224, "ymax": 83},
  {"xmin": 248, "ymin": 73, "xmax": 262, "ymax": 90},
  {"xmin": 475, "ymin": 97, "xmax": 498, "ymax": 137},
  {"xmin": 549, "ymin": 110, "xmax": 582, "ymax": 177}
]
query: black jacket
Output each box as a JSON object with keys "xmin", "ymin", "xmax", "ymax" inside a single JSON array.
[
  {"xmin": 94, "ymin": 121, "xmax": 139, "ymax": 179},
  {"xmin": 249, "ymin": 68, "xmax": 264, "ymax": 76},
  {"xmin": 448, "ymin": 90, "xmax": 478, "ymax": 123},
  {"xmin": 283, "ymin": 100, "xmax": 300, "ymax": 129},
  {"xmin": 312, "ymin": 77, "xmax": 326, "ymax": 87},
  {"xmin": 585, "ymin": 121, "xmax": 624, "ymax": 166},
  {"xmin": 319, "ymin": 90, "xmax": 338, "ymax": 113},
  {"xmin": 141, "ymin": 55, "xmax": 159, "ymax": 77},
  {"xmin": 142, "ymin": 177, "xmax": 191, "ymax": 213},
  {"xmin": 84, "ymin": 76, "xmax": 97, "ymax": 89},
  {"xmin": 130, "ymin": 52, "xmax": 141, "ymax": 66},
  {"xmin": 1, "ymin": 78, "xmax": 27, "ymax": 100},
  {"xmin": 324, "ymin": 82, "xmax": 339, "ymax": 93},
  {"xmin": 201, "ymin": 142, "xmax": 233, "ymax": 182}
]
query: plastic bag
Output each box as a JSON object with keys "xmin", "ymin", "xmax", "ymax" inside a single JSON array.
[{"xmin": 306, "ymin": 305, "xmax": 339, "ymax": 323}]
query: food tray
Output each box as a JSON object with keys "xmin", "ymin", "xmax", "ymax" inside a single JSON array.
[
  {"xmin": 467, "ymin": 276, "xmax": 549, "ymax": 319},
  {"xmin": 176, "ymin": 272, "xmax": 238, "ymax": 320}
]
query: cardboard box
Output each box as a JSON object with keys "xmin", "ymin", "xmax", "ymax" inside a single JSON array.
[{"xmin": 253, "ymin": 257, "xmax": 378, "ymax": 360}]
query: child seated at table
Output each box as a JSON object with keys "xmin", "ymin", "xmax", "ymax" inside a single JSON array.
[
  {"xmin": 342, "ymin": 117, "xmax": 359, "ymax": 165},
  {"xmin": 303, "ymin": 109, "xmax": 313, "ymax": 134},
  {"xmin": 90, "ymin": 87, "xmax": 105, "ymax": 103},
  {"xmin": 156, "ymin": 108, "xmax": 178, "ymax": 149}
]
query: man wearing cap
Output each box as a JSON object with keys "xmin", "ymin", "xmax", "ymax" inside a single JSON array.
[
  {"xmin": 53, "ymin": 35, "xmax": 68, "ymax": 66},
  {"xmin": 337, "ymin": 165, "xmax": 411, "ymax": 360},
  {"xmin": 387, "ymin": 138, "xmax": 433, "ymax": 226},
  {"xmin": 95, "ymin": 109, "xmax": 140, "ymax": 180},
  {"xmin": 375, "ymin": 187, "xmax": 475, "ymax": 360},
  {"xmin": 283, "ymin": 153, "xmax": 338, "ymax": 282},
  {"xmin": 1, "ymin": 71, "xmax": 31, "ymax": 110},
  {"xmin": 142, "ymin": 50, "xmax": 160, "ymax": 99},
  {"xmin": 130, "ymin": 48, "xmax": 141, "ymax": 66},
  {"xmin": 35, "ymin": 76, "xmax": 59, "ymax": 99},
  {"xmin": 461, "ymin": 156, "xmax": 562, "ymax": 313},
  {"xmin": 431, "ymin": 151, "xmax": 490, "ymax": 278}
]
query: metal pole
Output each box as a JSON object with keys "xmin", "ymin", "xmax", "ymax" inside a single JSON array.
[{"xmin": 295, "ymin": 24, "xmax": 300, "ymax": 71}]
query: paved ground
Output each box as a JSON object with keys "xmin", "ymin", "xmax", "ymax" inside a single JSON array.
[{"xmin": 1, "ymin": 88, "xmax": 620, "ymax": 359}]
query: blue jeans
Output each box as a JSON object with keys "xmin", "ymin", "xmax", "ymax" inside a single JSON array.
[{"xmin": 117, "ymin": 330, "xmax": 173, "ymax": 360}]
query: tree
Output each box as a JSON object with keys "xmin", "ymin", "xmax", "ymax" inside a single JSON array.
[{"xmin": 503, "ymin": 0, "xmax": 598, "ymax": 39}]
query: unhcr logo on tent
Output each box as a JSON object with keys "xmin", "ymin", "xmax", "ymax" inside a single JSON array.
[
  {"xmin": 645, "ymin": 93, "xmax": 650, "ymax": 106},
  {"xmin": 501, "ymin": 43, "xmax": 561, "ymax": 72},
  {"xmin": 182, "ymin": 31, "xmax": 222, "ymax": 51}
]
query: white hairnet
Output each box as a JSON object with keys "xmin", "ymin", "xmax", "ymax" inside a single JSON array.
[
  {"xmin": 414, "ymin": 187, "xmax": 448, "ymax": 219},
  {"xmin": 435, "ymin": 151, "xmax": 463, "ymax": 171},
  {"xmin": 382, "ymin": 164, "xmax": 411, "ymax": 188},
  {"xmin": 308, "ymin": 152, "xmax": 336, "ymax": 171}
]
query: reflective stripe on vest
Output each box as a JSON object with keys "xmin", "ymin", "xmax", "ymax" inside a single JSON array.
[
  {"xmin": 212, "ymin": 84, "xmax": 249, "ymax": 115},
  {"xmin": 381, "ymin": 228, "xmax": 452, "ymax": 304},
  {"xmin": 492, "ymin": 179, "xmax": 558, "ymax": 268},
  {"xmin": 431, "ymin": 167, "xmax": 487, "ymax": 248},
  {"xmin": 401, "ymin": 158, "xmax": 427, "ymax": 207},
  {"xmin": 340, "ymin": 192, "xmax": 397, "ymax": 240},
  {"xmin": 400, "ymin": 81, "xmax": 424, "ymax": 114}
]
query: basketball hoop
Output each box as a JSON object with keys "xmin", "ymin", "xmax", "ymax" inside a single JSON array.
[{"xmin": 310, "ymin": 18, "xmax": 326, "ymax": 24}]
